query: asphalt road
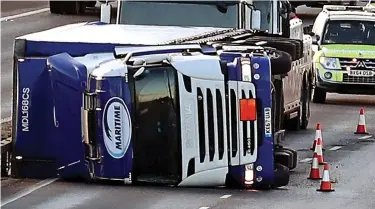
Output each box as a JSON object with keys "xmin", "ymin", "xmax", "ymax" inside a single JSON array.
[{"xmin": 1, "ymin": 2, "xmax": 375, "ymax": 209}]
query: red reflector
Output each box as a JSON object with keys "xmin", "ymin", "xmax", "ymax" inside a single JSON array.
[{"xmin": 240, "ymin": 99, "xmax": 257, "ymax": 121}]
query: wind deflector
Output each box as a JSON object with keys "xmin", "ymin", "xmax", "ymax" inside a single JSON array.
[
  {"xmin": 47, "ymin": 52, "xmax": 88, "ymax": 179},
  {"xmin": 47, "ymin": 53, "xmax": 88, "ymax": 92}
]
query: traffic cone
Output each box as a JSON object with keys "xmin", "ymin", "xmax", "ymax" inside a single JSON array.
[
  {"xmin": 314, "ymin": 138, "xmax": 324, "ymax": 165},
  {"xmin": 317, "ymin": 164, "xmax": 335, "ymax": 192},
  {"xmin": 310, "ymin": 124, "xmax": 323, "ymax": 151},
  {"xmin": 355, "ymin": 108, "xmax": 369, "ymax": 135},
  {"xmin": 307, "ymin": 153, "xmax": 322, "ymax": 180}
]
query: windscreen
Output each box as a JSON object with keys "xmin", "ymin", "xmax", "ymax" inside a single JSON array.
[
  {"xmin": 133, "ymin": 65, "xmax": 181, "ymax": 182},
  {"xmin": 322, "ymin": 20, "xmax": 375, "ymax": 45},
  {"xmin": 118, "ymin": 1, "xmax": 238, "ymax": 28}
]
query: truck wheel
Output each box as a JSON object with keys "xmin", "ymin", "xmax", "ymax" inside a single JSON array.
[
  {"xmin": 50, "ymin": 1, "xmax": 85, "ymax": 15},
  {"xmin": 85, "ymin": 1, "xmax": 97, "ymax": 7},
  {"xmin": 277, "ymin": 147, "xmax": 298, "ymax": 170},
  {"xmin": 248, "ymin": 37, "xmax": 298, "ymax": 61},
  {"xmin": 65, "ymin": 1, "xmax": 85, "ymax": 15},
  {"xmin": 300, "ymin": 74, "xmax": 310, "ymax": 129},
  {"xmin": 270, "ymin": 50, "xmax": 292, "ymax": 75},
  {"xmin": 268, "ymin": 41, "xmax": 297, "ymax": 61},
  {"xmin": 312, "ymin": 86, "xmax": 326, "ymax": 103},
  {"xmin": 274, "ymin": 148, "xmax": 297, "ymax": 170},
  {"xmin": 272, "ymin": 79, "xmax": 284, "ymax": 132},
  {"xmin": 273, "ymin": 163, "xmax": 290, "ymax": 188},
  {"xmin": 49, "ymin": 1, "xmax": 64, "ymax": 14}
]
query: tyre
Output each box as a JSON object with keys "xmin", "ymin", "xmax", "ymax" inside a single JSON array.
[
  {"xmin": 85, "ymin": 1, "xmax": 97, "ymax": 7},
  {"xmin": 255, "ymin": 39, "xmax": 298, "ymax": 61},
  {"xmin": 272, "ymin": 79, "xmax": 284, "ymax": 133},
  {"xmin": 49, "ymin": 1, "xmax": 64, "ymax": 14},
  {"xmin": 251, "ymin": 36, "xmax": 300, "ymax": 61},
  {"xmin": 274, "ymin": 148, "xmax": 297, "ymax": 170},
  {"xmin": 278, "ymin": 147, "xmax": 298, "ymax": 170},
  {"xmin": 273, "ymin": 163, "xmax": 290, "ymax": 188},
  {"xmin": 269, "ymin": 50, "xmax": 292, "ymax": 75},
  {"xmin": 287, "ymin": 39, "xmax": 304, "ymax": 60},
  {"xmin": 300, "ymin": 74, "xmax": 311, "ymax": 129},
  {"xmin": 64, "ymin": 1, "xmax": 85, "ymax": 15},
  {"xmin": 312, "ymin": 86, "xmax": 327, "ymax": 103},
  {"xmin": 274, "ymin": 150, "xmax": 291, "ymax": 169},
  {"xmin": 50, "ymin": 1, "xmax": 85, "ymax": 15}
]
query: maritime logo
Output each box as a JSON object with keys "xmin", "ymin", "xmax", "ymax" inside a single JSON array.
[{"xmin": 103, "ymin": 97, "xmax": 132, "ymax": 159}]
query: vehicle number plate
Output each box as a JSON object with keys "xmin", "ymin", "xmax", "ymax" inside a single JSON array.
[
  {"xmin": 264, "ymin": 108, "xmax": 272, "ymax": 138},
  {"xmin": 349, "ymin": 70, "xmax": 374, "ymax": 77}
]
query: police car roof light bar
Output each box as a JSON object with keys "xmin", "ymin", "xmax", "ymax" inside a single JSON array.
[
  {"xmin": 323, "ymin": 5, "xmax": 362, "ymax": 11},
  {"xmin": 323, "ymin": 5, "xmax": 375, "ymax": 13}
]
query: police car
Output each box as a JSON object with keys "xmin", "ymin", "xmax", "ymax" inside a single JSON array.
[{"xmin": 310, "ymin": 5, "xmax": 375, "ymax": 103}]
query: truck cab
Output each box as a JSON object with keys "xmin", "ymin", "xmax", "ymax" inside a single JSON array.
[{"xmin": 45, "ymin": 43, "xmax": 290, "ymax": 189}]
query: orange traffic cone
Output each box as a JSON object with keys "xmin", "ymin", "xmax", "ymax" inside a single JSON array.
[
  {"xmin": 307, "ymin": 153, "xmax": 322, "ymax": 180},
  {"xmin": 355, "ymin": 108, "xmax": 369, "ymax": 135},
  {"xmin": 310, "ymin": 124, "xmax": 323, "ymax": 150},
  {"xmin": 317, "ymin": 164, "xmax": 335, "ymax": 192},
  {"xmin": 314, "ymin": 138, "xmax": 324, "ymax": 165}
]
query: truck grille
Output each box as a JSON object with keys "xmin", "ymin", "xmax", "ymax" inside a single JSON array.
[
  {"xmin": 339, "ymin": 58, "xmax": 375, "ymax": 70},
  {"xmin": 343, "ymin": 74, "xmax": 375, "ymax": 84}
]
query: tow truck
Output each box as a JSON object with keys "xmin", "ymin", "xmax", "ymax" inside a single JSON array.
[{"xmin": 5, "ymin": 0, "xmax": 313, "ymax": 189}]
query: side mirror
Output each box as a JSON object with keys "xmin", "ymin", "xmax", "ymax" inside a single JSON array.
[
  {"xmin": 251, "ymin": 10, "xmax": 261, "ymax": 30},
  {"xmin": 100, "ymin": 2, "xmax": 112, "ymax": 24}
]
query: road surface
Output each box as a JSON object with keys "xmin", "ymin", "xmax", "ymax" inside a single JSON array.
[{"xmin": 1, "ymin": 2, "xmax": 375, "ymax": 209}]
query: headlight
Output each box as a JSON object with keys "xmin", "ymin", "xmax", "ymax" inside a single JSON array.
[
  {"xmin": 244, "ymin": 163, "xmax": 254, "ymax": 185},
  {"xmin": 319, "ymin": 57, "xmax": 341, "ymax": 70},
  {"xmin": 241, "ymin": 58, "xmax": 252, "ymax": 82}
]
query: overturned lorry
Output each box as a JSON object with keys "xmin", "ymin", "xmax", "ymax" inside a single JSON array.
[{"xmin": 8, "ymin": 0, "xmax": 312, "ymax": 189}]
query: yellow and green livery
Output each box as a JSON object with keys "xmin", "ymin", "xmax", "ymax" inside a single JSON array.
[{"xmin": 310, "ymin": 5, "xmax": 375, "ymax": 103}]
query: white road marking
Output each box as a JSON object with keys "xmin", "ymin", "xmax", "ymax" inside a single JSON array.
[
  {"xmin": 1, "ymin": 178, "xmax": 58, "ymax": 207},
  {"xmin": 358, "ymin": 135, "xmax": 373, "ymax": 140},
  {"xmin": 1, "ymin": 8, "xmax": 49, "ymax": 22},
  {"xmin": 299, "ymin": 158, "xmax": 312, "ymax": 163},
  {"xmin": 199, "ymin": 207, "xmax": 210, "ymax": 209},
  {"xmin": 329, "ymin": 146, "xmax": 342, "ymax": 151},
  {"xmin": 220, "ymin": 194, "xmax": 232, "ymax": 199}
]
